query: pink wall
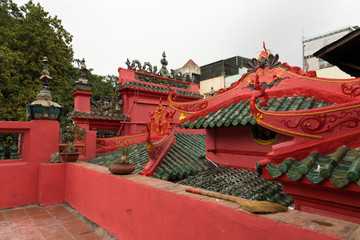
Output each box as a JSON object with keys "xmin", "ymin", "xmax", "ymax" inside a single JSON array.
[
  {"xmin": 72, "ymin": 91, "xmax": 93, "ymax": 112},
  {"xmin": 38, "ymin": 163, "xmax": 66, "ymax": 206},
  {"xmin": 64, "ymin": 162, "xmax": 350, "ymax": 240},
  {"xmin": 0, "ymin": 120, "xmax": 59, "ymax": 209},
  {"xmin": 206, "ymin": 127, "xmax": 292, "ymax": 169},
  {"xmin": 118, "ymin": 67, "xmax": 201, "ymax": 135},
  {"xmin": 120, "ymin": 91, "xmax": 188, "ymax": 135}
]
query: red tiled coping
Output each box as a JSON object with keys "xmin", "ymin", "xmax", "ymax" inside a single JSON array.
[{"xmin": 73, "ymin": 162, "xmax": 360, "ymax": 240}]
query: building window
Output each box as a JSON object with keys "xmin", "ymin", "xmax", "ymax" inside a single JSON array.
[{"xmin": 250, "ymin": 124, "xmax": 279, "ymax": 145}]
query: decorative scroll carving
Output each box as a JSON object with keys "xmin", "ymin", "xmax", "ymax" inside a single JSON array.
[
  {"xmin": 146, "ymin": 123, "xmax": 166, "ymax": 159},
  {"xmin": 281, "ymin": 110, "xmax": 360, "ymax": 134},
  {"xmin": 342, "ymin": 82, "xmax": 360, "ymax": 98},
  {"xmin": 149, "ymin": 99, "xmax": 175, "ymax": 136},
  {"xmin": 172, "ymin": 101, "xmax": 208, "ymax": 112},
  {"xmin": 167, "ymin": 85, "xmax": 208, "ymax": 113}
]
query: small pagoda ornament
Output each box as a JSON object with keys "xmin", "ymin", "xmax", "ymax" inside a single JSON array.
[
  {"xmin": 26, "ymin": 57, "xmax": 62, "ymax": 120},
  {"xmin": 73, "ymin": 58, "xmax": 93, "ymax": 92},
  {"xmin": 159, "ymin": 51, "xmax": 169, "ymax": 77}
]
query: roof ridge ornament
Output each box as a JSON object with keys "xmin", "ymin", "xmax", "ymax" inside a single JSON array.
[
  {"xmin": 160, "ymin": 51, "xmax": 169, "ymax": 77},
  {"xmin": 26, "ymin": 56, "xmax": 62, "ymax": 120},
  {"xmin": 73, "ymin": 58, "xmax": 93, "ymax": 92},
  {"xmin": 125, "ymin": 52, "xmax": 192, "ymax": 82}
]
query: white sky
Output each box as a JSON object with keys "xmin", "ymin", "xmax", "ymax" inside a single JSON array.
[{"xmin": 12, "ymin": 0, "xmax": 360, "ymax": 76}]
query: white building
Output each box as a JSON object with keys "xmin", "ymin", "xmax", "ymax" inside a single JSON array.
[{"xmin": 303, "ymin": 25, "xmax": 359, "ymax": 78}]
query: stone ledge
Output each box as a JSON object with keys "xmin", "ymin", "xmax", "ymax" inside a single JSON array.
[{"xmin": 73, "ymin": 162, "xmax": 360, "ymax": 240}]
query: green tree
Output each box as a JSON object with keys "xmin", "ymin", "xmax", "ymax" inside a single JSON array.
[
  {"xmin": 0, "ymin": 0, "xmax": 73, "ymax": 123},
  {"xmin": 0, "ymin": 0, "xmax": 116, "ymax": 127}
]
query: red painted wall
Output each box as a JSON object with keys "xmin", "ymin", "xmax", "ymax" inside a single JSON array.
[
  {"xmin": 118, "ymin": 68, "xmax": 201, "ymax": 135},
  {"xmin": 38, "ymin": 163, "xmax": 66, "ymax": 206},
  {"xmin": 73, "ymin": 91, "xmax": 93, "ymax": 112},
  {"xmin": 206, "ymin": 126, "xmax": 292, "ymax": 169},
  {"xmin": 65, "ymin": 163, "xmax": 344, "ymax": 240},
  {"xmin": 0, "ymin": 120, "xmax": 59, "ymax": 209}
]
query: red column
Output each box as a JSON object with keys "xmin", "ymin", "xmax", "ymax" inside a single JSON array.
[{"xmin": 72, "ymin": 91, "xmax": 93, "ymax": 113}]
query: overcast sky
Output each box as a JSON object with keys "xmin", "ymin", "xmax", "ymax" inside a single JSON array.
[{"xmin": 12, "ymin": 0, "xmax": 360, "ymax": 76}]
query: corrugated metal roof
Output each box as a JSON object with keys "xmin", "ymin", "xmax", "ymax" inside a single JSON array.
[{"xmin": 303, "ymin": 25, "xmax": 358, "ymax": 42}]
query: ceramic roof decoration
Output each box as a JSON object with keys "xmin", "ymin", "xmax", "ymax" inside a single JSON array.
[
  {"xmin": 70, "ymin": 93, "xmax": 128, "ymax": 121},
  {"xmin": 265, "ymin": 146, "xmax": 360, "ymax": 188},
  {"xmin": 73, "ymin": 58, "xmax": 93, "ymax": 92},
  {"xmin": 125, "ymin": 52, "xmax": 196, "ymax": 83},
  {"xmin": 26, "ymin": 56, "xmax": 62, "ymax": 120}
]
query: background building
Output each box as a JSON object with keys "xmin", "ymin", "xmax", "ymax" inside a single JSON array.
[
  {"xmin": 199, "ymin": 56, "xmax": 250, "ymax": 97},
  {"xmin": 176, "ymin": 59, "xmax": 201, "ymax": 83},
  {"xmin": 302, "ymin": 25, "xmax": 359, "ymax": 78}
]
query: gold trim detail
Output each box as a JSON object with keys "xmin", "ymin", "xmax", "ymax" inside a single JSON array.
[
  {"xmin": 250, "ymin": 125, "xmax": 279, "ymax": 146},
  {"xmin": 255, "ymin": 101, "xmax": 360, "ymax": 117},
  {"xmin": 287, "ymin": 71, "xmax": 360, "ymax": 83}
]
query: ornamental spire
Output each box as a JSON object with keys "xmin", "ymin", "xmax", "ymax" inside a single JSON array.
[
  {"xmin": 80, "ymin": 58, "xmax": 87, "ymax": 81},
  {"xmin": 39, "ymin": 56, "xmax": 53, "ymax": 92},
  {"xmin": 160, "ymin": 51, "xmax": 169, "ymax": 77},
  {"xmin": 73, "ymin": 58, "xmax": 93, "ymax": 92},
  {"xmin": 26, "ymin": 56, "xmax": 62, "ymax": 120}
]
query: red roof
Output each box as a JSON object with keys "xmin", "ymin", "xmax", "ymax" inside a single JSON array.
[{"xmin": 182, "ymin": 59, "xmax": 198, "ymax": 68}]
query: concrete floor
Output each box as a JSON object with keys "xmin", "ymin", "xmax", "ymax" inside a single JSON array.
[{"xmin": 0, "ymin": 203, "xmax": 118, "ymax": 240}]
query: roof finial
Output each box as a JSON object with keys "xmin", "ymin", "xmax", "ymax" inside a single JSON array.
[
  {"xmin": 263, "ymin": 41, "xmax": 267, "ymax": 52},
  {"xmin": 26, "ymin": 56, "xmax": 62, "ymax": 120},
  {"xmin": 73, "ymin": 57, "xmax": 93, "ymax": 92},
  {"xmin": 160, "ymin": 51, "xmax": 168, "ymax": 67},
  {"xmin": 40, "ymin": 56, "xmax": 53, "ymax": 89},
  {"xmin": 160, "ymin": 51, "xmax": 169, "ymax": 77},
  {"xmin": 80, "ymin": 58, "xmax": 87, "ymax": 80}
]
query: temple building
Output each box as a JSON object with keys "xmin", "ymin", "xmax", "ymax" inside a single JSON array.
[{"xmin": 172, "ymin": 43, "xmax": 360, "ymax": 223}]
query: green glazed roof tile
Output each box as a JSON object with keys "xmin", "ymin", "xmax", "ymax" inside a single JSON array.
[
  {"xmin": 181, "ymin": 95, "xmax": 333, "ymax": 129},
  {"xmin": 118, "ymin": 81, "xmax": 203, "ymax": 99},
  {"xmin": 266, "ymin": 146, "xmax": 360, "ymax": 188},
  {"xmin": 178, "ymin": 166, "xmax": 293, "ymax": 207},
  {"xmin": 69, "ymin": 110, "xmax": 130, "ymax": 121},
  {"xmin": 88, "ymin": 133, "xmax": 208, "ymax": 181},
  {"xmin": 154, "ymin": 133, "xmax": 208, "ymax": 181}
]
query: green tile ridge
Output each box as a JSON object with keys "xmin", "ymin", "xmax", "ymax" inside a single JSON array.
[
  {"xmin": 266, "ymin": 163, "xmax": 282, "ymax": 178},
  {"xmin": 181, "ymin": 95, "xmax": 332, "ymax": 129},
  {"xmin": 266, "ymin": 146, "xmax": 360, "ymax": 188}
]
